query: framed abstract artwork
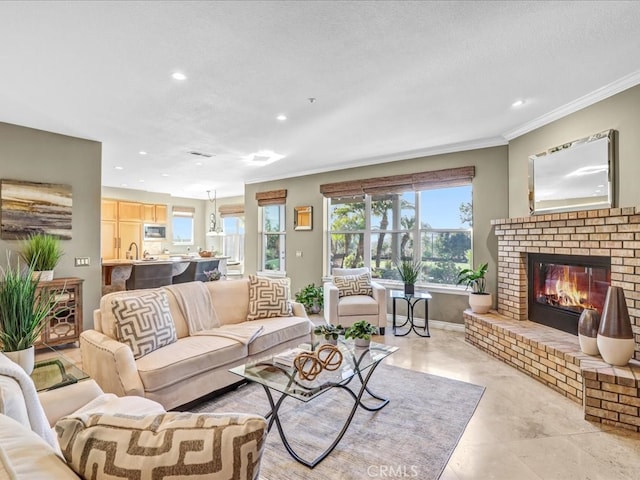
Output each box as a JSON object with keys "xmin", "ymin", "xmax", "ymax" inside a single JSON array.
[{"xmin": 0, "ymin": 179, "xmax": 72, "ymax": 239}]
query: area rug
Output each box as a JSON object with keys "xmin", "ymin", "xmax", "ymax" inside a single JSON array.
[{"xmin": 191, "ymin": 364, "xmax": 484, "ymax": 480}]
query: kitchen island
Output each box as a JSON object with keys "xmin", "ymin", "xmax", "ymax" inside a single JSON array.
[{"xmin": 101, "ymin": 256, "xmax": 228, "ymax": 294}]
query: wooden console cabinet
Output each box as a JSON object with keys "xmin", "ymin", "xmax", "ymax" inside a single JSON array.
[{"xmin": 35, "ymin": 277, "xmax": 84, "ymax": 349}]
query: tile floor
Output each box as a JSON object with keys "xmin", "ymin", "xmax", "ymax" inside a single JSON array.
[{"xmin": 37, "ymin": 322, "xmax": 640, "ymax": 480}]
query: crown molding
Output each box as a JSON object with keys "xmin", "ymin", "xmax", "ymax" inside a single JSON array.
[
  {"xmin": 503, "ymin": 70, "xmax": 640, "ymax": 141},
  {"xmin": 245, "ymin": 136, "xmax": 507, "ymax": 185}
]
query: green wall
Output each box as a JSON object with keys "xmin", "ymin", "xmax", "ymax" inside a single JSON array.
[
  {"xmin": 244, "ymin": 146, "xmax": 510, "ymax": 315},
  {"xmin": 0, "ymin": 122, "xmax": 102, "ymax": 327},
  {"xmin": 509, "ymin": 84, "xmax": 640, "ymax": 217}
]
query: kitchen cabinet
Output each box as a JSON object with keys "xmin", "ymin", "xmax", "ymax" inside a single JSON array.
[
  {"xmin": 35, "ymin": 277, "xmax": 83, "ymax": 348},
  {"xmin": 118, "ymin": 201, "xmax": 143, "ymax": 222},
  {"xmin": 143, "ymin": 203, "xmax": 167, "ymax": 223},
  {"xmin": 101, "ymin": 199, "xmax": 143, "ymax": 260}
]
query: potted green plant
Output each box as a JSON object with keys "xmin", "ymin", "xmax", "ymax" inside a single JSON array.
[
  {"xmin": 313, "ymin": 323, "xmax": 343, "ymax": 345},
  {"xmin": 344, "ymin": 320, "xmax": 378, "ymax": 348},
  {"xmin": 0, "ymin": 255, "xmax": 58, "ymax": 373},
  {"xmin": 395, "ymin": 259, "xmax": 423, "ymax": 295},
  {"xmin": 295, "ymin": 283, "xmax": 324, "ymax": 314},
  {"xmin": 456, "ymin": 262, "xmax": 492, "ymax": 314},
  {"xmin": 20, "ymin": 233, "xmax": 63, "ymax": 281}
]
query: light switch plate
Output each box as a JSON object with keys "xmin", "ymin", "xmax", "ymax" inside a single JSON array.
[{"xmin": 75, "ymin": 257, "xmax": 90, "ymax": 267}]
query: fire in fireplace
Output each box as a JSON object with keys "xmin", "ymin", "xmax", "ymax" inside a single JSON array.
[{"xmin": 528, "ymin": 254, "xmax": 610, "ymax": 335}]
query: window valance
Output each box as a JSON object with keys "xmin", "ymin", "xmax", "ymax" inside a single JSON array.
[
  {"xmin": 319, "ymin": 166, "xmax": 475, "ymax": 198},
  {"xmin": 255, "ymin": 189, "xmax": 287, "ymax": 206},
  {"xmin": 218, "ymin": 204, "xmax": 245, "ymax": 217},
  {"xmin": 172, "ymin": 206, "xmax": 195, "ymax": 216}
]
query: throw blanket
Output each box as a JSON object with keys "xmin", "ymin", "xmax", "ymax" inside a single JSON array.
[
  {"xmin": 0, "ymin": 354, "xmax": 59, "ymax": 450},
  {"xmin": 194, "ymin": 324, "xmax": 264, "ymax": 345},
  {"xmin": 165, "ymin": 282, "xmax": 219, "ymax": 333}
]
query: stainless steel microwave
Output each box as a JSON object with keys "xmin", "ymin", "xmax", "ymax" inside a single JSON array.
[{"xmin": 143, "ymin": 224, "xmax": 166, "ymax": 240}]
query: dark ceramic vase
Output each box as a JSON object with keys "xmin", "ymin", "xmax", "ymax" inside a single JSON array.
[
  {"xmin": 404, "ymin": 283, "xmax": 414, "ymax": 295},
  {"xmin": 578, "ymin": 308, "xmax": 600, "ymax": 355},
  {"xmin": 596, "ymin": 286, "xmax": 635, "ymax": 366}
]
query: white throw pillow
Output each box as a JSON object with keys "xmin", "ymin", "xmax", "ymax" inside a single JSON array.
[{"xmin": 111, "ymin": 290, "xmax": 177, "ymax": 359}]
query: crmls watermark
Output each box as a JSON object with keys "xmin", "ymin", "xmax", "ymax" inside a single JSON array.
[{"xmin": 367, "ymin": 465, "xmax": 419, "ymax": 477}]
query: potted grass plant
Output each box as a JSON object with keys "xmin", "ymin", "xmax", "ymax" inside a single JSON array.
[
  {"xmin": 395, "ymin": 259, "xmax": 423, "ymax": 295},
  {"xmin": 456, "ymin": 262, "xmax": 492, "ymax": 314},
  {"xmin": 344, "ymin": 320, "xmax": 377, "ymax": 348},
  {"xmin": 0, "ymin": 254, "xmax": 58, "ymax": 373},
  {"xmin": 20, "ymin": 233, "xmax": 63, "ymax": 281}
]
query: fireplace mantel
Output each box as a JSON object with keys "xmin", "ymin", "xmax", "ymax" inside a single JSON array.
[{"xmin": 491, "ymin": 207, "xmax": 640, "ymax": 360}]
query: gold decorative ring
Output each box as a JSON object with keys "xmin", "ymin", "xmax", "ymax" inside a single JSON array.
[
  {"xmin": 294, "ymin": 352, "xmax": 323, "ymax": 381},
  {"xmin": 316, "ymin": 344, "xmax": 343, "ymax": 371}
]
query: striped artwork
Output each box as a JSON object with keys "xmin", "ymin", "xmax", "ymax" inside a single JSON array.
[
  {"xmin": 333, "ymin": 272, "xmax": 373, "ymax": 297},
  {"xmin": 55, "ymin": 412, "xmax": 267, "ymax": 480},
  {"xmin": 247, "ymin": 275, "xmax": 292, "ymax": 321},
  {"xmin": 112, "ymin": 290, "xmax": 177, "ymax": 359}
]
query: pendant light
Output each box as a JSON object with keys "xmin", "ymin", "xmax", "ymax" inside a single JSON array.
[{"xmin": 206, "ymin": 190, "xmax": 224, "ymax": 236}]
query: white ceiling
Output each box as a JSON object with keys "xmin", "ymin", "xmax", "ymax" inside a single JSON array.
[{"xmin": 2, "ymin": 1, "xmax": 640, "ymax": 200}]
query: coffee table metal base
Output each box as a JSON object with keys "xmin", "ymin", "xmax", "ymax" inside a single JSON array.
[{"xmin": 260, "ymin": 359, "xmax": 389, "ymax": 468}]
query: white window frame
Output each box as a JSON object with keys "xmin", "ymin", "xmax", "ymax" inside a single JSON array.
[
  {"xmin": 260, "ymin": 204, "xmax": 286, "ymax": 273},
  {"xmin": 326, "ymin": 185, "xmax": 472, "ymax": 287},
  {"xmin": 172, "ymin": 207, "xmax": 195, "ymax": 245}
]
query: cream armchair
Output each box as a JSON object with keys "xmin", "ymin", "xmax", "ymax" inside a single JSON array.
[{"xmin": 324, "ymin": 267, "xmax": 387, "ymax": 334}]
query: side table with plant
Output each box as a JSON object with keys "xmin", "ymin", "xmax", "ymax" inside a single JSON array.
[
  {"xmin": 344, "ymin": 320, "xmax": 378, "ymax": 348},
  {"xmin": 295, "ymin": 283, "xmax": 324, "ymax": 314},
  {"xmin": 456, "ymin": 262, "xmax": 492, "ymax": 314}
]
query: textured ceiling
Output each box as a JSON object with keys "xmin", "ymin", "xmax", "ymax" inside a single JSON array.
[{"xmin": 1, "ymin": 1, "xmax": 640, "ymax": 199}]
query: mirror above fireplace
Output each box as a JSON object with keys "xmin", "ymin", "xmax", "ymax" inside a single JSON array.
[{"xmin": 528, "ymin": 129, "xmax": 615, "ymax": 215}]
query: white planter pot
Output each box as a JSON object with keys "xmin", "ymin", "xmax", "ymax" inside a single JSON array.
[
  {"xmin": 32, "ymin": 270, "xmax": 54, "ymax": 282},
  {"xmin": 3, "ymin": 346, "xmax": 35, "ymax": 374},
  {"xmin": 469, "ymin": 293, "xmax": 492, "ymax": 314},
  {"xmin": 354, "ymin": 338, "xmax": 371, "ymax": 348}
]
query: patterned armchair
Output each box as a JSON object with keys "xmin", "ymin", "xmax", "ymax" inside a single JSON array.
[{"xmin": 323, "ymin": 267, "xmax": 387, "ymax": 334}]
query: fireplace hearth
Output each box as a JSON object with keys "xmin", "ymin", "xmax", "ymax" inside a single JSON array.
[{"xmin": 528, "ymin": 254, "xmax": 610, "ymax": 335}]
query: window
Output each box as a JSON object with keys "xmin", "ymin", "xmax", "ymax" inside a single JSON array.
[
  {"xmin": 261, "ymin": 204, "xmax": 285, "ymax": 272},
  {"xmin": 172, "ymin": 206, "xmax": 194, "ymax": 245},
  {"xmin": 223, "ymin": 216, "xmax": 244, "ymax": 263},
  {"xmin": 328, "ymin": 185, "xmax": 472, "ymax": 286}
]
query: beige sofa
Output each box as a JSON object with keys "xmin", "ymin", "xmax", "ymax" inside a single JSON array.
[
  {"xmin": 81, "ymin": 278, "xmax": 313, "ymax": 410},
  {"xmin": 0, "ymin": 353, "xmax": 267, "ymax": 479}
]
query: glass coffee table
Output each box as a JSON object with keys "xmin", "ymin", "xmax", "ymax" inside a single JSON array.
[{"xmin": 230, "ymin": 340, "xmax": 397, "ymax": 468}]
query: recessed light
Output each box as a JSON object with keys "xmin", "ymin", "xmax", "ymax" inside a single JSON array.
[
  {"xmin": 276, "ymin": 114, "xmax": 287, "ymax": 121},
  {"xmin": 139, "ymin": 151, "xmax": 147, "ymax": 155},
  {"xmin": 115, "ymin": 166, "xmax": 124, "ymax": 170},
  {"xmin": 172, "ymin": 72, "xmax": 187, "ymax": 80},
  {"xmin": 244, "ymin": 150, "xmax": 285, "ymax": 166},
  {"xmin": 161, "ymin": 173, "xmax": 170, "ymax": 177},
  {"xmin": 512, "ymin": 99, "xmax": 525, "ymax": 108},
  {"xmin": 195, "ymin": 161, "xmax": 203, "ymax": 166},
  {"xmin": 597, "ymin": 184, "xmax": 605, "ymax": 188},
  {"xmin": 139, "ymin": 179, "xmax": 145, "ymax": 183}
]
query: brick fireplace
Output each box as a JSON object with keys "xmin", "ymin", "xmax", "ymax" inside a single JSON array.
[
  {"xmin": 493, "ymin": 206, "xmax": 640, "ymax": 356},
  {"xmin": 464, "ymin": 207, "xmax": 640, "ymax": 432}
]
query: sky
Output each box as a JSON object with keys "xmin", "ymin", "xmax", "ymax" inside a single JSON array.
[{"xmin": 421, "ymin": 185, "xmax": 471, "ymax": 229}]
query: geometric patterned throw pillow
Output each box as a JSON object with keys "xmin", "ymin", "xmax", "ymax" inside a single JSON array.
[
  {"xmin": 111, "ymin": 290, "xmax": 177, "ymax": 360},
  {"xmin": 333, "ymin": 272, "xmax": 373, "ymax": 298},
  {"xmin": 55, "ymin": 412, "xmax": 267, "ymax": 480},
  {"xmin": 247, "ymin": 275, "xmax": 292, "ymax": 321}
]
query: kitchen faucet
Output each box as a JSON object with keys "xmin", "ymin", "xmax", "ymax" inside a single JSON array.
[{"xmin": 128, "ymin": 241, "xmax": 139, "ymax": 260}]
